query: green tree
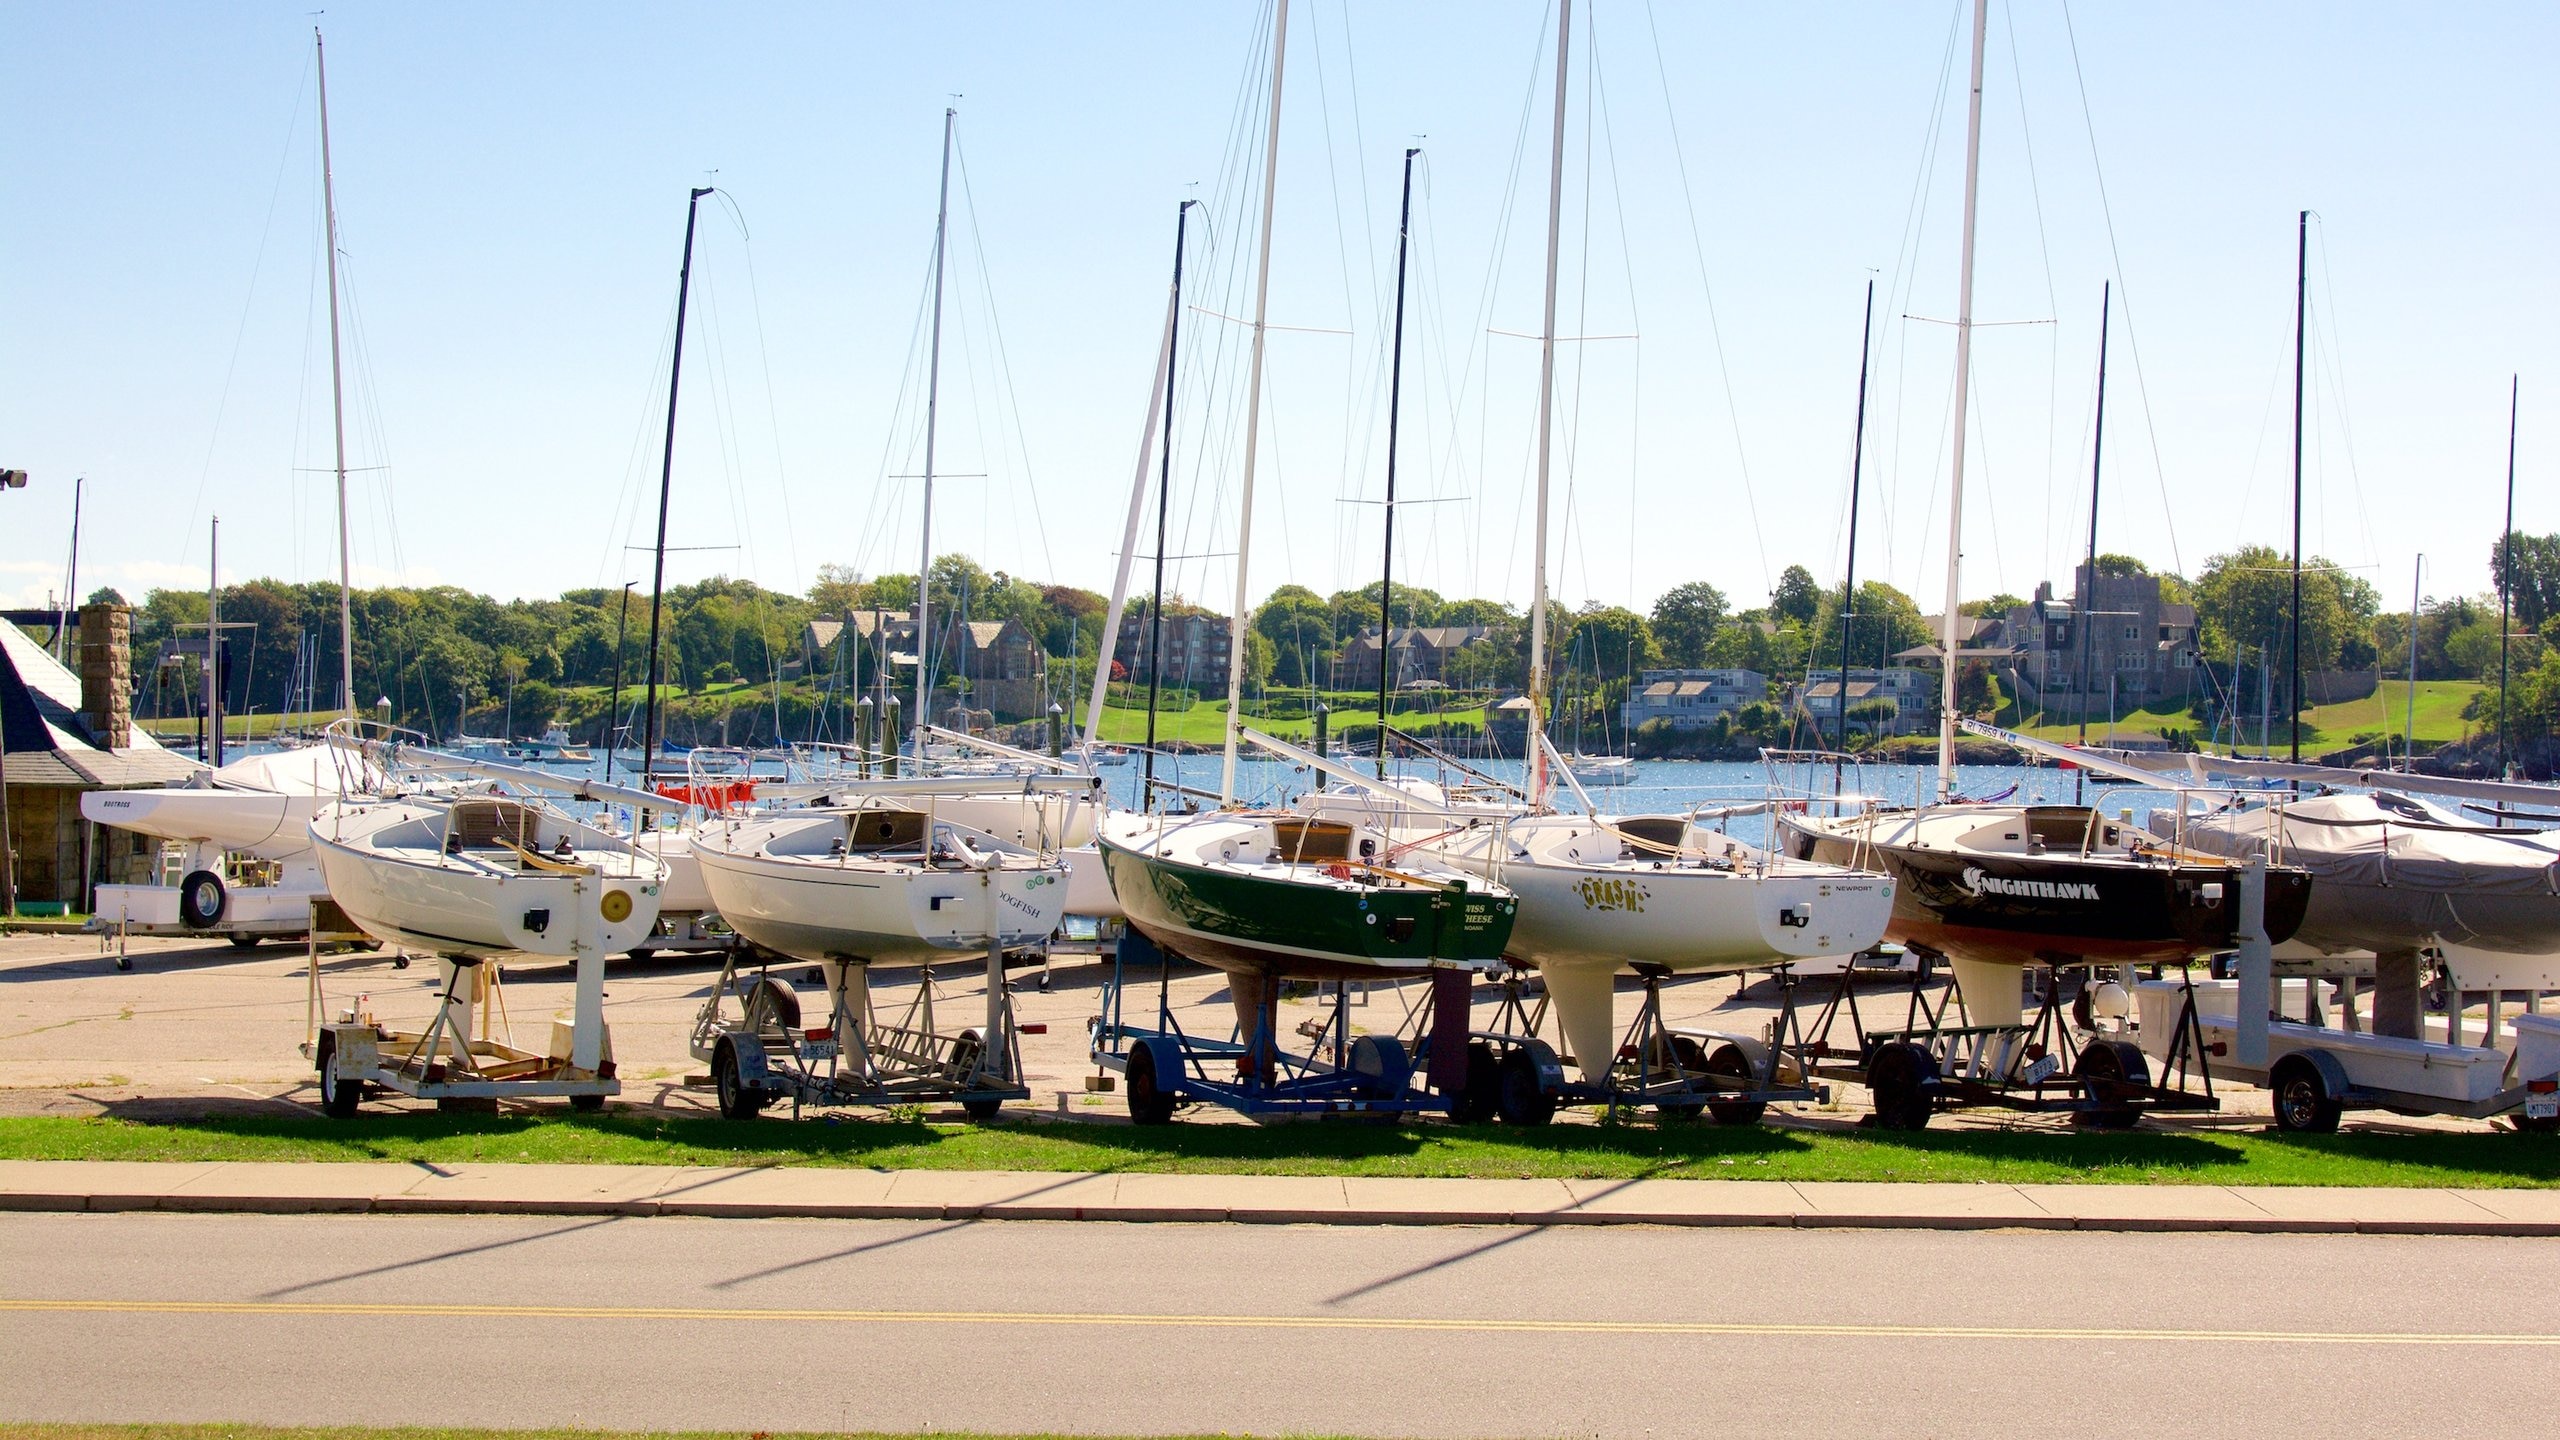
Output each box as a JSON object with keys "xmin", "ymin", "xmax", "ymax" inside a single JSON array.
[
  {"xmin": 1255, "ymin": 585, "xmax": 1337, "ymax": 690},
  {"xmin": 1812, "ymin": 581, "xmax": 1932, "ymax": 671},
  {"xmin": 1649, "ymin": 581, "xmax": 1728, "ymax": 666},
  {"xmin": 2194, "ymin": 545, "xmax": 2378, "ymax": 695},
  {"xmin": 2492, "ymin": 531, "xmax": 2560, "ymax": 632},
  {"xmin": 1770, "ymin": 565, "xmax": 1823, "ymax": 629}
]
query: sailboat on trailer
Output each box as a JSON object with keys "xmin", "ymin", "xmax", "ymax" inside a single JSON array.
[
  {"xmin": 1095, "ymin": 0, "xmax": 1519, "ymax": 1001},
  {"xmin": 1776, "ymin": 0, "xmax": 2311, "ymax": 1026},
  {"xmin": 693, "ymin": 112, "xmax": 1073, "ymax": 969},
  {"xmin": 1302, "ymin": 0, "xmax": 1893, "ymax": 1088}
]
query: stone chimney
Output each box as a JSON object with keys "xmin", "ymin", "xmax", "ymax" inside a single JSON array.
[{"xmin": 77, "ymin": 603, "xmax": 132, "ymax": 750}]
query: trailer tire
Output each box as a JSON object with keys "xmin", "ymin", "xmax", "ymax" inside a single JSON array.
[
  {"xmin": 318, "ymin": 1039, "xmax": 362, "ymax": 1119},
  {"xmin": 178, "ymin": 870, "xmax": 227, "ymax": 929},
  {"xmin": 1704, "ymin": 1043, "xmax": 1768, "ymax": 1127},
  {"xmin": 1448, "ymin": 1041, "xmax": 1502, "ymax": 1123},
  {"xmin": 2270, "ymin": 1055, "xmax": 2344, "ymax": 1134},
  {"xmin": 2073, "ymin": 1039, "xmax": 2150, "ymax": 1130},
  {"xmin": 1126, "ymin": 1044, "xmax": 1176, "ymax": 1125},
  {"xmin": 962, "ymin": 1096, "xmax": 1003, "ymax": 1121},
  {"xmin": 713, "ymin": 1041, "xmax": 769, "ymax": 1121},
  {"xmin": 1866, "ymin": 1041, "xmax": 1936, "ymax": 1131},
  {"xmin": 1496, "ymin": 1047, "xmax": 1558, "ymax": 1127},
  {"xmin": 2515, "ymin": 1112, "xmax": 2560, "ymax": 1136},
  {"xmin": 227, "ymin": 933, "xmax": 263, "ymax": 950},
  {"xmin": 569, "ymin": 1093, "xmax": 606, "ymax": 1113}
]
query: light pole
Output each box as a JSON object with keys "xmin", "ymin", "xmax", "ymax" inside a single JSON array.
[{"xmin": 2, "ymin": 469, "xmax": 31, "ymax": 917}]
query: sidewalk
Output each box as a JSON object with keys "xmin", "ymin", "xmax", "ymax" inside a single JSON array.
[{"xmin": 5, "ymin": 1159, "xmax": 2557, "ymax": 1234}]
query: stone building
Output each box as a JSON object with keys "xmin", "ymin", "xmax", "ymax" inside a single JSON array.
[{"xmin": 1, "ymin": 607, "xmax": 198, "ymax": 911}]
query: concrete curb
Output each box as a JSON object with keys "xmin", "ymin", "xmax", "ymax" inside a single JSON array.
[{"xmin": 4, "ymin": 1162, "xmax": 2557, "ymax": 1236}]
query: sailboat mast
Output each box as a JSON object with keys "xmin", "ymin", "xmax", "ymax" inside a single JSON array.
[
  {"xmin": 56, "ymin": 476, "xmax": 82, "ymax": 664},
  {"xmin": 316, "ymin": 30, "xmax": 356, "ymax": 721},
  {"xmin": 1219, "ymin": 0, "xmax": 1290, "ymax": 804},
  {"xmin": 1526, "ymin": 0, "xmax": 1573, "ymax": 807},
  {"xmin": 2500, "ymin": 374, "xmax": 2519, "ymax": 777},
  {"xmin": 1143, "ymin": 201, "xmax": 1197, "ymax": 809},
  {"xmin": 2289, "ymin": 208, "xmax": 2307, "ymax": 765},
  {"xmin": 1933, "ymin": 0, "xmax": 1989, "ymax": 801},
  {"xmin": 915, "ymin": 108, "xmax": 957, "ymax": 748},
  {"xmin": 1833, "ymin": 280, "xmax": 1874, "ymax": 755},
  {"xmin": 2405, "ymin": 553, "xmax": 2422, "ymax": 771},
  {"xmin": 1377, "ymin": 145, "xmax": 1420, "ymax": 779},
  {"xmin": 639, "ymin": 185, "xmax": 715, "ymax": 797},
  {"xmin": 208, "ymin": 517, "xmax": 223, "ymax": 769},
  {"xmin": 1083, "ymin": 280, "xmax": 1181, "ymax": 750},
  {"xmin": 2074, "ymin": 281, "xmax": 2111, "ymax": 803}
]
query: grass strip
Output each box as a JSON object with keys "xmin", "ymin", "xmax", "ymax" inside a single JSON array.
[{"xmin": 0, "ymin": 1112, "xmax": 2554, "ymax": 1188}]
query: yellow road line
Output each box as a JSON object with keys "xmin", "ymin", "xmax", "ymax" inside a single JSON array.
[{"xmin": 1, "ymin": 1298, "xmax": 2551, "ymax": 1347}]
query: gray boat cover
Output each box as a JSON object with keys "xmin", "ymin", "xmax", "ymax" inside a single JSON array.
[{"xmin": 2166, "ymin": 792, "xmax": 2560, "ymax": 953}]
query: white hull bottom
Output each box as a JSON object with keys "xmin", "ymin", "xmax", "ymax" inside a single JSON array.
[
  {"xmin": 692, "ymin": 816, "xmax": 1071, "ymax": 967},
  {"xmin": 309, "ymin": 801, "xmax": 667, "ymax": 959}
]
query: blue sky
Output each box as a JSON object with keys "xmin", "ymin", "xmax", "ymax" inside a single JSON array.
[{"xmin": 4, "ymin": 1, "xmax": 2553, "ymax": 629}]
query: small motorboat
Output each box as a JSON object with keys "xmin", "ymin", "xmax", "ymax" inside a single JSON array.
[{"xmin": 310, "ymin": 791, "xmax": 667, "ymax": 959}]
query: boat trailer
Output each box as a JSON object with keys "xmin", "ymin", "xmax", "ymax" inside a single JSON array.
[
  {"xmin": 300, "ymin": 901, "xmax": 617, "ymax": 1116},
  {"xmin": 1451, "ymin": 961, "xmax": 1827, "ymax": 1126},
  {"xmin": 693, "ymin": 942, "xmax": 1033, "ymax": 1121},
  {"xmin": 1793, "ymin": 950, "xmax": 2220, "ymax": 1129},
  {"xmin": 1089, "ymin": 929, "xmax": 1474, "ymax": 1121}
]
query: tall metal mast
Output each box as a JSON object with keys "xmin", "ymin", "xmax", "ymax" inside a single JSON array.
[
  {"xmin": 207, "ymin": 518, "xmax": 224, "ymax": 769},
  {"xmin": 2500, "ymin": 374, "xmax": 2519, "ymax": 778},
  {"xmin": 1143, "ymin": 201, "xmax": 1198, "ymax": 810},
  {"xmin": 1832, "ymin": 280, "xmax": 1875, "ymax": 755},
  {"xmin": 1932, "ymin": 0, "xmax": 1990, "ymax": 801},
  {"xmin": 2074, "ymin": 281, "xmax": 2111, "ymax": 803},
  {"xmin": 316, "ymin": 30, "xmax": 357, "ymax": 721},
  {"xmin": 1376, "ymin": 146, "xmax": 1421, "ymax": 778},
  {"xmin": 914, "ymin": 109, "xmax": 957, "ymax": 749},
  {"xmin": 1526, "ymin": 0, "xmax": 1573, "ymax": 808},
  {"xmin": 1218, "ymin": 0, "xmax": 1290, "ymax": 804},
  {"xmin": 2289, "ymin": 209, "xmax": 2307, "ymax": 765},
  {"xmin": 639, "ymin": 185, "xmax": 715, "ymax": 797},
  {"xmin": 2404, "ymin": 554, "xmax": 2422, "ymax": 771}
]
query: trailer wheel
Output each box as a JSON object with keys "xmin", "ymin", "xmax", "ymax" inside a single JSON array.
[
  {"xmin": 178, "ymin": 870, "xmax": 227, "ymax": 929},
  {"xmin": 568, "ymin": 1093, "xmax": 606, "ymax": 1113},
  {"xmin": 1448, "ymin": 1041, "xmax": 1502, "ymax": 1123},
  {"xmin": 1126, "ymin": 1045, "xmax": 1176, "ymax": 1125},
  {"xmin": 318, "ymin": 1039, "xmax": 362, "ymax": 1119},
  {"xmin": 227, "ymin": 933, "xmax": 262, "ymax": 951},
  {"xmin": 2270, "ymin": 1056, "xmax": 2343, "ymax": 1134},
  {"xmin": 713, "ymin": 1041, "xmax": 769, "ymax": 1121},
  {"xmin": 1496, "ymin": 1047, "xmax": 1558, "ymax": 1127},
  {"xmin": 1704, "ymin": 1043, "xmax": 1767, "ymax": 1127},
  {"xmin": 2073, "ymin": 1040, "xmax": 2149, "ymax": 1130},
  {"xmin": 1866, "ymin": 1041, "xmax": 1936, "ymax": 1131},
  {"xmin": 625, "ymin": 947, "xmax": 658, "ymax": 963},
  {"xmin": 2515, "ymin": 1112, "xmax": 2560, "ymax": 1136},
  {"xmin": 962, "ymin": 1096, "xmax": 1003, "ymax": 1121}
]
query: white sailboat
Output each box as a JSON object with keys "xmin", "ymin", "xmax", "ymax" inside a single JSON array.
[
  {"xmin": 1301, "ymin": 0, "xmax": 1894, "ymax": 1088},
  {"xmin": 690, "ymin": 112, "xmax": 1077, "ymax": 970}
]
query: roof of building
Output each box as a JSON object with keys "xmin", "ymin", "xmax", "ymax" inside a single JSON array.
[{"xmin": 1, "ymin": 620, "xmax": 199, "ymax": 788}]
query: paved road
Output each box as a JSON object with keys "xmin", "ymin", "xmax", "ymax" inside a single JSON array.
[{"xmin": 6, "ymin": 1212, "xmax": 2559, "ymax": 1437}]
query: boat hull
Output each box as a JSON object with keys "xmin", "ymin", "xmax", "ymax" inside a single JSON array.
[
  {"xmin": 691, "ymin": 819, "xmax": 1070, "ymax": 967},
  {"xmin": 1782, "ymin": 813, "xmax": 2311, "ymax": 967},
  {"xmin": 309, "ymin": 806, "xmax": 665, "ymax": 960},
  {"xmin": 1096, "ymin": 829, "xmax": 1515, "ymax": 982}
]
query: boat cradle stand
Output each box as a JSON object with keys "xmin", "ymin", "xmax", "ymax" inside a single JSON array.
[
  {"xmin": 1798, "ymin": 948, "xmax": 2219, "ymax": 1130},
  {"xmin": 299, "ymin": 917, "xmax": 619, "ymax": 1118},
  {"xmin": 1088, "ymin": 929, "xmax": 1466, "ymax": 1121},
  {"xmin": 691, "ymin": 941, "xmax": 1033, "ymax": 1122},
  {"xmin": 1455, "ymin": 961, "xmax": 1828, "ymax": 1127}
]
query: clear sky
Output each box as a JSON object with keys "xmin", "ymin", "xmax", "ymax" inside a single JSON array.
[{"xmin": 5, "ymin": 1, "xmax": 2553, "ymax": 628}]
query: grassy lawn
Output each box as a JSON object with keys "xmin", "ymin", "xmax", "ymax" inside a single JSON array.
[
  {"xmin": 0, "ymin": 1429, "xmax": 1332, "ymax": 1440},
  {"xmin": 2004, "ymin": 679, "xmax": 2485, "ymax": 754},
  {"xmin": 2, "ymin": 1112, "xmax": 2554, "ymax": 1188}
]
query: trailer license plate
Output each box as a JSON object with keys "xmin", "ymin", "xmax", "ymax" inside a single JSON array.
[
  {"xmin": 2022, "ymin": 1054, "xmax": 2060, "ymax": 1085},
  {"xmin": 2528, "ymin": 1087, "xmax": 2559, "ymax": 1121},
  {"xmin": 799, "ymin": 1039, "xmax": 839, "ymax": 1061}
]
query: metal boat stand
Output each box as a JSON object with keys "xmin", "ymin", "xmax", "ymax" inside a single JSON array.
[
  {"xmin": 1801, "ymin": 949, "xmax": 2218, "ymax": 1129},
  {"xmin": 1088, "ymin": 929, "xmax": 1454, "ymax": 1121},
  {"xmin": 1452, "ymin": 961, "xmax": 1827, "ymax": 1127},
  {"xmin": 692, "ymin": 941, "xmax": 1032, "ymax": 1121}
]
